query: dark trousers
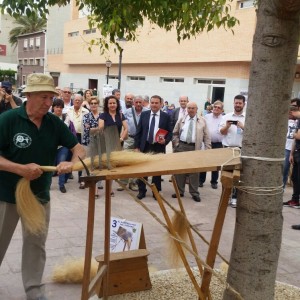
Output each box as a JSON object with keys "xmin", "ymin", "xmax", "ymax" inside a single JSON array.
[
  {"xmin": 199, "ymin": 142, "xmax": 223, "ymax": 184},
  {"xmin": 137, "ymin": 142, "xmax": 164, "ymax": 194},
  {"xmin": 291, "ymin": 150, "xmax": 300, "ymax": 201}
]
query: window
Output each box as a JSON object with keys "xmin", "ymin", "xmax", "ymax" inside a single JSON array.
[
  {"xmin": 161, "ymin": 77, "xmax": 184, "ymax": 83},
  {"xmin": 108, "ymin": 75, "xmax": 119, "ymax": 80},
  {"xmin": 83, "ymin": 28, "xmax": 96, "ymax": 35},
  {"xmin": 127, "ymin": 76, "xmax": 145, "ymax": 81},
  {"xmin": 29, "ymin": 38, "xmax": 34, "ymax": 49},
  {"xmin": 35, "ymin": 37, "xmax": 40, "ymax": 49},
  {"xmin": 195, "ymin": 79, "xmax": 226, "ymax": 85},
  {"xmin": 36, "ymin": 58, "xmax": 41, "ymax": 66},
  {"xmin": 238, "ymin": 0, "xmax": 254, "ymax": 9},
  {"xmin": 29, "ymin": 58, "xmax": 34, "ymax": 65},
  {"xmin": 68, "ymin": 31, "xmax": 79, "ymax": 37},
  {"xmin": 23, "ymin": 39, "xmax": 28, "ymax": 49},
  {"xmin": 23, "ymin": 59, "xmax": 28, "ymax": 65}
]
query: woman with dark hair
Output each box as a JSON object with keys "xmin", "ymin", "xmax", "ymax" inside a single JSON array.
[
  {"xmin": 51, "ymin": 98, "xmax": 72, "ymax": 193},
  {"xmin": 98, "ymin": 95, "xmax": 128, "ymax": 196}
]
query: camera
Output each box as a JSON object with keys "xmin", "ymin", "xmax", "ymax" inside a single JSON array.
[
  {"xmin": 228, "ymin": 120, "xmax": 238, "ymax": 125},
  {"xmin": 4, "ymin": 87, "xmax": 12, "ymax": 95}
]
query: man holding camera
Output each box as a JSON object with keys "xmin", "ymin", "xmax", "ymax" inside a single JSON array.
[
  {"xmin": 219, "ymin": 95, "xmax": 246, "ymax": 207},
  {"xmin": 0, "ymin": 81, "xmax": 22, "ymax": 114}
]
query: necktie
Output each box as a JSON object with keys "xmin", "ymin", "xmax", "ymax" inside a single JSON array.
[
  {"xmin": 148, "ymin": 113, "xmax": 156, "ymax": 144},
  {"xmin": 186, "ymin": 118, "xmax": 194, "ymax": 144}
]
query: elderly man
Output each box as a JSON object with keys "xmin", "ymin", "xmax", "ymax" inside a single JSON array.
[
  {"xmin": 170, "ymin": 95, "xmax": 189, "ymax": 130},
  {"xmin": 118, "ymin": 95, "xmax": 148, "ymax": 191},
  {"xmin": 61, "ymin": 87, "xmax": 73, "ymax": 113},
  {"xmin": 0, "ymin": 73, "xmax": 85, "ymax": 300},
  {"xmin": 67, "ymin": 94, "xmax": 89, "ymax": 188},
  {"xmin": 199, "ymin": 100, "xmax": 224, "ymax": 189},
  {"xmin": 172, "ymin": 102, "xmax": 211, "ymax": 202}
]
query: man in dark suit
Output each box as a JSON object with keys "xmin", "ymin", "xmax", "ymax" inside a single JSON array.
[
  {"xmin": 170, "ymin": 95, "xmax": 189, "ymax": 130},
  {"xmin": 134, "ymin": 95, "xmax": 172, "ymax": 199}
]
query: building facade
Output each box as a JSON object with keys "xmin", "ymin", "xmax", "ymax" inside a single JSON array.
[{"xmin": 46, "ymin": 0, "xmax": 300, "ymax": 113}]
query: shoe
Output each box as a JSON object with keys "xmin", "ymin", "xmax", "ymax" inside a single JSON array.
[
  {"xmin": 129, "ymin": 183, "xmax": 139, "ymax": 191},
  {"xmin": 95, "ymin": 194, "xmax": 99, "ymax": 198},
  {"xmin": 137, "ymin": 193, "xmax": 146, "ymax": 200},
  {"xmin": 192, "ymin": 195, "xmax": 201, "ymax": 202},
  {"xmin": 230, "ymin": 198, "xmax": 237, "ymax": 208},
  {"xmin": 79, "ymin": 182, "xmax": 85, "ymax": 189},
  {"xmin": 211, "ymin": 183, "xmax": 218, "ymax": 189},
  {"xmin": 69, "ymin": 174, "xmax": 74, "ymax": 179},
  {"xmin": 117, "ymin": 187, "xmax": 124, "ymax": 191},
  {"xmin": 199, "ymin": 182, "xmax": 204, "ymax": 187},
  {"xmin": 111, "ymin": 192, "xmax": 115, "ymax": 197},
  {"xmin": 59, "ymin": 186, "xmax": 66, "ymax": 193},
  {"xmin": 283, "ymin": 200, "xmax": 300, "ymax": 208},
  {"xmin": 169, "ymin": 178, "xmax": 172, "ymax": 182},
  {"xmin": 291, "ymin": 224, "xmax": 300, "ymax": 230},
  {"xmin": 171, "ymin": 193, "xmax": 184, "ymax": 198}
]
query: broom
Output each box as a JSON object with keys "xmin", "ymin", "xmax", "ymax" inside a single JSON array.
[{"xmin": 16, "ymin": 151, "xmax": 162, "ymax": 235}]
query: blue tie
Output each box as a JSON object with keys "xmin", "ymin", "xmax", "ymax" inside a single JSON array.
[{"xmin": 148, "ymin": 113, "xmax": 156, "ymax": 144}]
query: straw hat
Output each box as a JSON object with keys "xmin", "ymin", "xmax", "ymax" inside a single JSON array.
[{"xmin": 23, "ymin": 73, "xmax": 59, "ymax": 95}]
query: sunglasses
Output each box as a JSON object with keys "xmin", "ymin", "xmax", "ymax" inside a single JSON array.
[
  {"xmin": 90, "ymin": 102, "xmax": 98, "ymax": 105},
  {"xmin": 213, "ymin": 106, "xmax": 222, "ymax": 109},
  {"xmin": 63, "ymin": 91, "xmax": 71, "ymax": 94}
]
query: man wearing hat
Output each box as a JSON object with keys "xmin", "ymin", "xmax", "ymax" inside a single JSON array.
[
  {"xmin": 0, "ymin": 73, "xmax": 85, "ymax": 300},
  {"xmin": 0, "ymin": 81, "xmax": 23, "ymax": 114}
]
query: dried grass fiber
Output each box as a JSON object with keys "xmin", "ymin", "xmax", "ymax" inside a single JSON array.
[
  {"xmin": 52, "ymin": 257, "xmax": 98, "ymax": 283},
  {"xmin": 15, "ymin": 177, "xmax": 46, "ymax": 235},
  {"xmin": 166, "ymin": 211, "xmax": 189, "ymax": 268}
]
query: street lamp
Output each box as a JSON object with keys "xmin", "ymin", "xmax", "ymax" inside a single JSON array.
[
  {"xmin": 17, "ymin": 64, "xmax": 23, "ymax": 87},
  {"xmin": 105, "ymin": 60, "xmax": 112, "ymax": 84},
  {"xmin": 118, "ymin": 48, "xmax": 123, "ymax": 89}
]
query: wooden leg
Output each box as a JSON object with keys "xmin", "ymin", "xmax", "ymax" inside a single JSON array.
[
  {"xmin": 200, "ymin": 171, "xmax": 235, "ymax": 298},
  {"xmin": 81, "ymin": 181, "xmax": 96, "ymax": 300},
  {"xmin": 102, "ymin": 179, "xmax": 112, "ymax": 300}
]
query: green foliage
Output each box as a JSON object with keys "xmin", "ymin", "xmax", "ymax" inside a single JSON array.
[
  {"xmin": 1, "ymin": 0, "xmax": 238, "ymax": 52},
  {"xmin": 8, "ymin": 14, "xmax": 47, "ymax": 48},
  {"xmin": 0, "ymin": 69, "xmax": 17, "ymax": 84}
]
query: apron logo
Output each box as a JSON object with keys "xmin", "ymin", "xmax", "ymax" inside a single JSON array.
[{"xmin": 13, "ymin": 133, "xmax": 32, "ymax": 148}]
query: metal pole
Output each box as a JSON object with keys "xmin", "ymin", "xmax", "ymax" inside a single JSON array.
[
  {"xmin": 118, "ymin": 48, "xmax": 123, "ymax": 90},
  {"xmin": 106, "ymin": 66, "xmax": 109, "ymax": 84}
]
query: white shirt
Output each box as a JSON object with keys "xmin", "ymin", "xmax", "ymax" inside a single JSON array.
[
  {"xmin": 180, "ymin": 115, "xmax": 196, "ymax": 143},
  {"xmin": 204, "ymin": 113, "xmax": 223, "ymax": 143},
  {"xmin": 148, "ymin": 110, "xmax": 161, "ymax": 142},
  {"xmin": 286, "ymin": 119, "xmax": 298, "ymax": 150},
  {"xmin": 219, "ymin": 112, "xmax": 246, "ymax": 147},
  {"xmin": 178, "ymin": 107, "xmax": 187, "ymax": 121}
]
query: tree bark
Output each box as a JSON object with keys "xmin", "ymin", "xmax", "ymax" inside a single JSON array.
[{"xmin": 223, "ymin": 0, "xmax": 300, "ymax": 299}]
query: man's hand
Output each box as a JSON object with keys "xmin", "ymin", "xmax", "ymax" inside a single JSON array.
[
  {"xmin": 56, "ymin": 161, "xmax": 74, "ymax": 174},
  {"xmin": 20, "ymin": 163, "xmax": 43, "ymax": 181},
  {"xmin": 291, "ymin": 110, "xmax": 300, "ymax": 119}
]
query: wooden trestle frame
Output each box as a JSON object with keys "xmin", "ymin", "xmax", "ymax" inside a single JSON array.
[{"xmin": 79, "ymin": 148, "xmax": 241, "ymax": 300}]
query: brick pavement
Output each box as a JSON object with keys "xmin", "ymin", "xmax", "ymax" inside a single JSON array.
[{"xmin": 1, "ymin": 170, "xmax": 300, "ymax": 299}]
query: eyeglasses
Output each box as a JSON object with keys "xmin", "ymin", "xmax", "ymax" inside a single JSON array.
[
  {"xmin": 90, "ymin": 102, "xmax": 98, "ymax": 105},
  {"xmin": 213, "ymin": 106, "xmax": 222, "ymax": 109},
  {"xmin": 63, "ymin": 91, "xmax": 71, "ymax": 94}
]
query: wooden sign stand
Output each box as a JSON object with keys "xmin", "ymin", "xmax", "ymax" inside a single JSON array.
[{"xmin": 95, "ymin": 226, "xmax": 152, "ymax": 297}]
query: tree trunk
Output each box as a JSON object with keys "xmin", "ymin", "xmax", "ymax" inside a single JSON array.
[{"xmin": 223, "ymin": 0, "xmax": 300, "ymax": 299}]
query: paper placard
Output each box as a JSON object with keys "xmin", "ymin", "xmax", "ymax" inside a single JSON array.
[{"xmin": 110, "ymin": 217, "xmax": 142, "ymax": 252}]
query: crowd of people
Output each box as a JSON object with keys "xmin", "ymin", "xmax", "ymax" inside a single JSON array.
[{"xmin": 0, "ymin": 73, "xmax": 300, "ymax": 299}]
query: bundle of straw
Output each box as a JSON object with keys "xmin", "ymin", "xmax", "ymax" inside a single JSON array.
[
  {"xmin": 166, "ymin": 210, "xmax": 189, "ymax": 268},
  {"xmin": 52, "ymin": 257, "xmax": 98, "ymax": 283},
  {"xmin": 15, "ymin": 177, "xmax": 46, "ymax": 235}
]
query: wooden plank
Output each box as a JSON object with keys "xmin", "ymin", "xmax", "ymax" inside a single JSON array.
[
  {"xmin": 96, "ymin": 249, "xmax": 149, "ymax": 262},
  {"xmin": 84, "ymin": 148, "xmax": 240, "ymax": 181}
]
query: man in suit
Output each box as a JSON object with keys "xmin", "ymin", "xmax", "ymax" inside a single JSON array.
[
  {"xmin": 170, "ymin": 95, "xmax": 189, "ymax": 131},
  {"xmin": 134, "ymin": 95, "xmax": 172, "ymax": 199},
  {"xmin": 172, "ymin": 102, "xmax": 211, "ymax": 202}
]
